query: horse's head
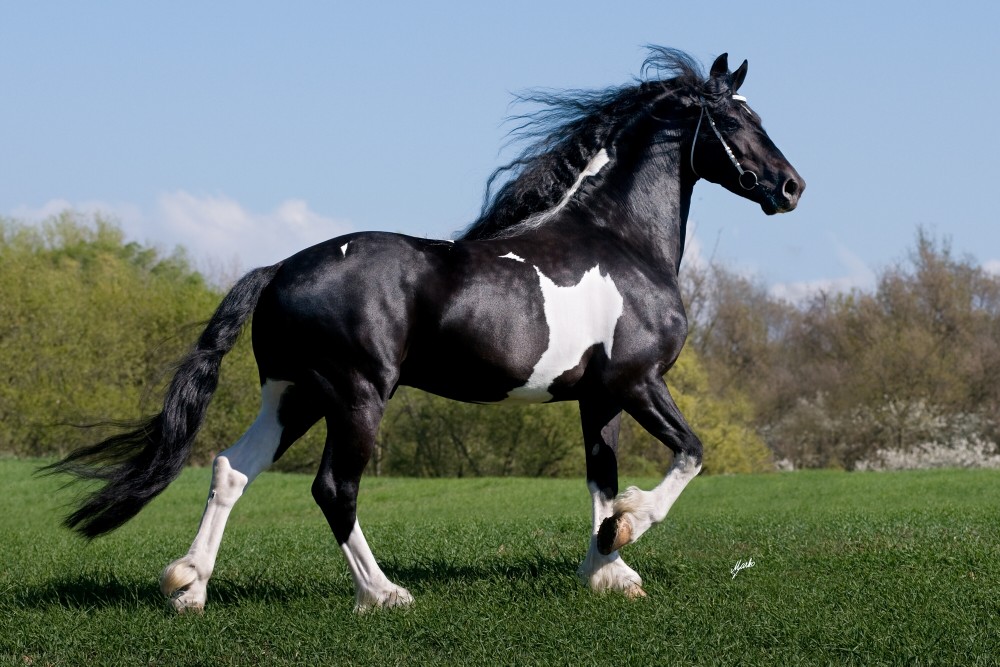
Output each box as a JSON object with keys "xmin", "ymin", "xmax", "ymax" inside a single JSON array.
[{"xmin": 688, "ymin": 53, "xmax": 804, "ymax": 214}]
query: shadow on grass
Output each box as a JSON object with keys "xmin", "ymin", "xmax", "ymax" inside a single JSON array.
[
  {"xmin": 14, "ymin": 574, "xmax": 351, "ymax": 611},
  {"xmin": 15, "ymin": 553, "xmax": 613, "ymax": 610},
  {"xmin": 14, "ymin": 575, "xmax": 164, "ymax": 610},
  {"xmin": 384, "ymin": 553, "xmax": 580, "ymax": 587},
  {"xmin": 377, "ymin": 551, "xmax": 683, "ymax": 595},
  {"xmin": 356, "ymin": 546, "xmax": 680, "ymax": 595}
]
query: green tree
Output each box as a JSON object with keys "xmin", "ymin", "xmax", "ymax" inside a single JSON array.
[
  {"xmin": 687, "ymin": 230, "xmax": 1000, "ymax": 470},
  {"xmin": 1, "ymin": 212, "xmax": 780, "ymax": 477},
  {"xmin": 0, "ymin": 213, "xmax": 266, "ymax": 463}
]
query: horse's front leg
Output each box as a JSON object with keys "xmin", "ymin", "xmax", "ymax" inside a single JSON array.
[
  {"xmin": 576, "ymin": 397, "xmax": 645, "ymax": 598},
  {"xmin": 598, "ymin": 375, "xmax": 703, "ymax": 555}
]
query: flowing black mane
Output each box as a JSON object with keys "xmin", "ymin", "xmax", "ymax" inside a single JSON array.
[{"xmin": 460, "ymin": 47, "xmax": 708, "ymax": 241}]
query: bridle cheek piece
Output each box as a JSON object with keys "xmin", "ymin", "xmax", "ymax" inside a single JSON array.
[{"xmin": 690, "ymin": 95, "xmax": 758, "ymax": 190}]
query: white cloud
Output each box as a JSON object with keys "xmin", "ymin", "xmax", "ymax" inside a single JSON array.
[
  {"xmin": 984, "ymin": 259, "xmax": 1000, "ymax": 276},
  {"xmin": 769, "ymin": 275, "xmax": 871, "ymax": 303},
  {"xmin": 9, "ymin": 193, "xmax": 352, "ymax": 272},
  {"xmin": 681, "ymin": 225, "xmax": 870, "ymax": 303},
  {"xmin": 154, "ymin": 192, "xmax": 351, "ymax": 268},
  {"xmin": 769, "ymin": 239, "xmax": 876, "ymax": 303}
]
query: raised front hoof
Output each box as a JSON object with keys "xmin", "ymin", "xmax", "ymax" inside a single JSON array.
[
  {"xmin": 354, "ymin": 585, "xmax": 415, "ymax": 613},
  {"xmin": 597, "ymin": 512, "xmax": 633, "ymax": 555}
]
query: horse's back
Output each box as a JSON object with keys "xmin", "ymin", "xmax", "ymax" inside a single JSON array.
[{"xmin": 248, "ymin": 232, "xmax": 557, "ymax": 403}]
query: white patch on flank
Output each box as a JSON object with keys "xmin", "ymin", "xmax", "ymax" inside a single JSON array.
[
  {"xmin": 500, "ymin": 252, "xmax": 526, "ymax": 263},
  {"xmin": 160, "ymin": 380, "xmax": 291, "ymax": 612},
  {"xmin": 341, "ymin": 242, "xmax": 349, "ymax": 256},
  {"xmin": 341, "ymin": 520, "xmax": 414, "ymax": 611},
  {"xmin": 505, "ymin": 264, "xmax": 623, "ymax": 403}
]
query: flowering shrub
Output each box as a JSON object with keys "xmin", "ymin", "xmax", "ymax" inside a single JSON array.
[
  {"xmin": 765, "ymin": 396, "xmax": 1000, "ymax": 471},
  {"xmin": 855, "ymin": 436, "xmax": 1000, "ymax": 471}
]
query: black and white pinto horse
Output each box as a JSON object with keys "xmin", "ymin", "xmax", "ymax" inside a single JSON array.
[{"xmin": 50, "ymin": 49, "xmax": 803, "ymax": 611}]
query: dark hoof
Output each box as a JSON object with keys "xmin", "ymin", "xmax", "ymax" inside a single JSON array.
[{"xmin": 597, "ymin": 512, "xmax": 632, "ymax": 555}]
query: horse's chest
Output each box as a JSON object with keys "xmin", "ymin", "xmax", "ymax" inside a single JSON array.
[{"xmin": 503, "ymin": 264, "xmax": 624, "ymax": 403}]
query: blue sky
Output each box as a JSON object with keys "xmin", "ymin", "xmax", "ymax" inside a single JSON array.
[{"xmin": 3, "ymin": 1, "xmax": 998, "ymax": 297}]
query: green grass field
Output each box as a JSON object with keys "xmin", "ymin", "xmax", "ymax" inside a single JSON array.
[{"xmin": 1, "ymin": 458, "xmax": 997, "ymax": 666}]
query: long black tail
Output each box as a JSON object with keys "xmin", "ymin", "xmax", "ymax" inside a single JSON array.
[{"xmin": 43, "ymin": 264, "xmax": 282, "ymax": 539}]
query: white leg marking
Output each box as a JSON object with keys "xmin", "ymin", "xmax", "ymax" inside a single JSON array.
[
  {"xmin": 505, "ymin": 264, "xmax": 623, "ymax": 403},
  {"xmin": 611, "ymin": 453, "xmax": 701, "ymax": 547},
  {"xmin": 341, "ymin": 242, "xmax": 349, "ymax": 256},
  {"xmin": 500, "ymin": 251, "xmax": 526, "ymax": 262},
  {"xmin": 578, "ymin": 483, "xmax": 645, "ymax": 596},
  {"xmin": 341, "ymin": 520, "xmax": 414, "ymax": 612},
  {"xmin": 161, "ymin": 379, "xmax": 291, "ymax": 612}
]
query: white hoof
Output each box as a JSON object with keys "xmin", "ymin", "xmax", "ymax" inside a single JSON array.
[
  {"xmin": 354, "ymin": 584, "xmax": 414, "ymax": 613},
  {"xmin": 579, "ymin": 546, "xmax": 645, "ymax": 598},
  {"xmin": 161, "ymin": 557, "xmax": 207, "ymax": 613},
  {"xmin": 169, "ymin": 592, "xmax": 206, "ymax": 614}
]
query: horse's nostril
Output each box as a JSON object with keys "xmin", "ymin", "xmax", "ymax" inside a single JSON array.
[{"xmin": 783, "ymin": 178, "xmax": 799, "ymax": 198}]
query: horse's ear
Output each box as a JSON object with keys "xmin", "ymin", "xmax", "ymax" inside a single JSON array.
[
  {"xmin": 709, "ymin": 53, "xmax": 729, "ymax": 79},
  {"xmin": 731, "ymin": 59, "xmax": 748, "ymax": 93}
]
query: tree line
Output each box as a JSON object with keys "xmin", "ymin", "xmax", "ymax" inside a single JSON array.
[
  {"xmin": 683, "ymin": 230, "xmax": 1000, "ymax": 470},
  {"xmin": 2, "ymin": 213, "xmax": 996, "ymax": 475}
]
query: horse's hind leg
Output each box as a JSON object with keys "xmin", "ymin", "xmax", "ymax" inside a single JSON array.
[
  {"xmin": 312, "ymin": 380, "xmax": 412, "ymax": 612},
  {"xmin": 576, "ymin": 398, "xmax": 645, "ymax": 598},
  {"xmin": 161, "ymin": 379, "xmax": 300, "ymax": 613}
]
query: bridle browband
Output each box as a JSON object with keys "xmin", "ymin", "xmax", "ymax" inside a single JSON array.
[{"xmin": 690, "ymin": 95, "xmax": 758, "ymax": 190}]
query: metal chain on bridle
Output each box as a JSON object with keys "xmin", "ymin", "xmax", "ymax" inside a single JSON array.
[{"xmin": 690, "ymin": 95, "xmax": 758, "ymax": 190}]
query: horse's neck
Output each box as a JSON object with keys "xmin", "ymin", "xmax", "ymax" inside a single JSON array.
[{"xmin": 605, "ymin": 142, "xmax": 693, "ymax": 275}]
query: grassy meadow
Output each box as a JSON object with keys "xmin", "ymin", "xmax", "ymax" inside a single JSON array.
[{"xmin": 1, "ymin": 458, "xmax": 997, "ymax": 665}]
